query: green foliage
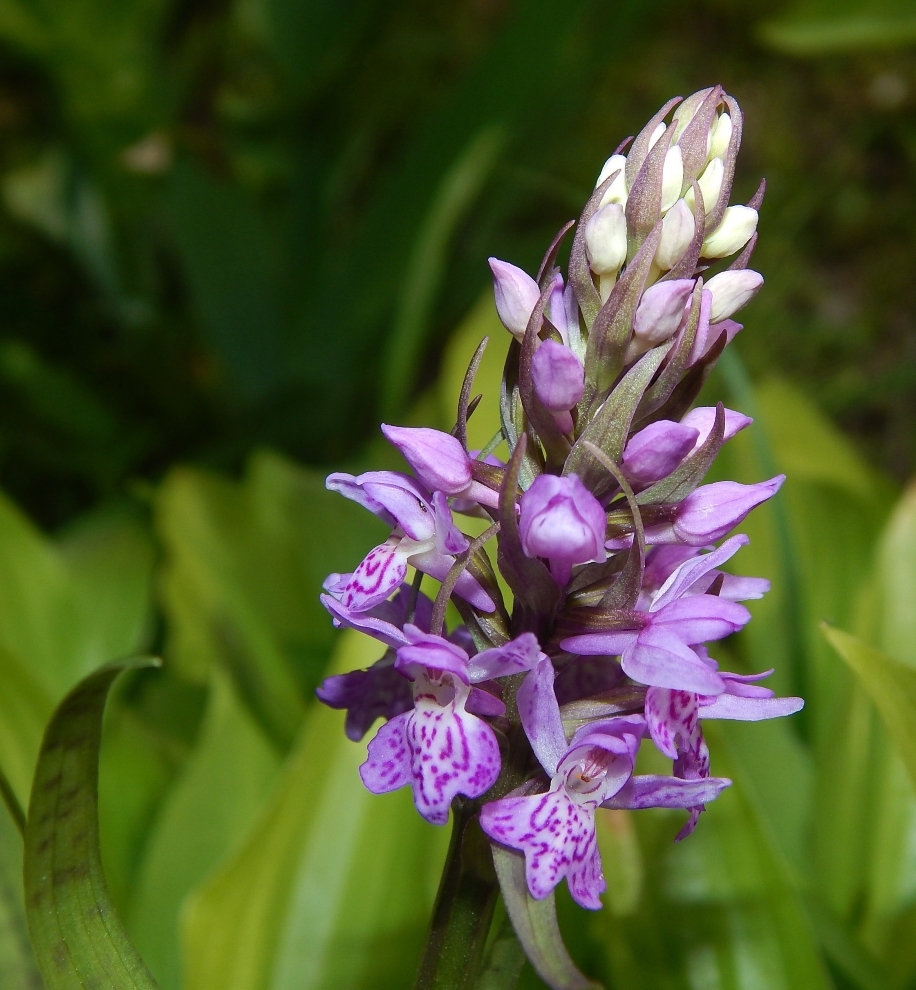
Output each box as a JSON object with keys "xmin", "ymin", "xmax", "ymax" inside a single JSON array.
[
  {"xmin": 23, "ymin": 657, "xmax": 162, "ymax": 990},
  {"xmin": 4, "ymin": 2, "xmax": 916, "ymax": 984},
  {"xmin": 0, "ymin": 787, "xmax": 41, "ymax": 988},
  {"xmin": 2, "ymin": 0, "xmax": 915, "ymax": 527},
  {"xmin": 181, "ymin": 630, "xmax": 449, "ymax": 990},
  {"xmin": 0, "ymin": 295, "xmax": 914, "ymax": 990}
]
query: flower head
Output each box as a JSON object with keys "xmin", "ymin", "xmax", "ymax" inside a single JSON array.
[{"xmin": 319, "ymin": 86, "xmax": 803, "ymax": 970}]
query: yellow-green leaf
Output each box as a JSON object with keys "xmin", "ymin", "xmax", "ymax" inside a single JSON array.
[
  {"xmin": 24, "ymin": 657, "xmax": 162, "ymax": 990},
  {"xmin": 822, "ymin": 625, "xmax": 916, "ymax": 793}
]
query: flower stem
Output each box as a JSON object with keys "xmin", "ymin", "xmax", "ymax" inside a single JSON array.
[{"xmin": 413, "ymin": 802, "xmax": 501, "ymax": 990}]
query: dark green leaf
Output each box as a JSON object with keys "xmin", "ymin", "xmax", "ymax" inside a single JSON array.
[
  {"xmin": 0, "ymin": 775, "xmax": 42, "ymax": 988},
  {"xmin": 381, "ymin": 126, "xmax": 505, "ymax": 419},
  {"xmin": 24, "ymin": 656, "xmax": 162, "ymax": 990}
]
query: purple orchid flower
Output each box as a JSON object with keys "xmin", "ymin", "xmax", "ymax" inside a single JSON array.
[
  {"xmin": 320, "ymin": 579, "xmax": 434, "ymax": 648},
  {"xmin": 624, "ymin": 278, "xmax": 695, "ymax": 362},
  {"xmin": 622, "ymin": 420, "xmax": 700, "ymax": 487},
  {"xmin": 562, "ymin": 536, "xmax": 757, "ymax": 693},
  {"xmin": 519, "ymin": 473, "xmax": 607, "ymax": 585},
  {"xmin": 644, "ymin": 654, "xmax": 802, "ymax": 837},
  {"xmin": 317, "ymin": 654, "xmax": 413, "ymax": 742},
  {"xmin": 607, "ymin": 476, "xmax": 785, "ymax": 548},
  {"xmin": 639, "ymin": 543, "xmax": 769, "ymax": 608},
  {"xmin": 531, "ymin": 340, "xmax": 585, "ymax": 435},
  {"xmin": 489, "ymin": 259, "xmax": 541, "ymax": 339},
  {"xmin": 381, "ymin": 425, "xmax": 500, "ymax": 509},
  {"xmin": 360, "ymin": 625, "xmax": 542, "ymax": 825},
  {"xmin": 680, "ymin": 405, "xmax": 752, "ymax": 449},
  {"xmin": 481, "ymin": 657, "xmax": 731, "ymax": 907},
  {"xmin": 326, "ymin": 471, "xmax": 494, "ymax": 613}
]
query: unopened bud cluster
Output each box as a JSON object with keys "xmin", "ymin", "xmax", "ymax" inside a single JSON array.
[{"xmin": 317, "ymin": 87, "xmax": 801, "ymax": 962}]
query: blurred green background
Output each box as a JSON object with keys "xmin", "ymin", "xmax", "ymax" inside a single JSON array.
[{"xmin": 5, "ymin": 0, "xmax": 916, "ymax": 988}]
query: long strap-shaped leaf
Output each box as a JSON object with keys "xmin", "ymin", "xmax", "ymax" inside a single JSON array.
[
  {"xmin": 492, "ymin": 845, "xmax": 601, "ymax": 990},
  {"xmin": 24, "ymin": 657, "xmax": 162, "ymax": 990}
]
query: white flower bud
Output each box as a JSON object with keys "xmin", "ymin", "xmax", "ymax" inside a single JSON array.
[
  {"xmin": 706, "ymin": 269, "xmax": 763, "ymax": 322},
  {"xmin": 685, "ymin": 157, "xmax": 724, "ymax": 214},
  {"xmin": 596, "ymin": 153, "xmax": 628, "ymax": 206},
  {"xmin": 648, "ymin": 122, "xmax": 666, "ymax": 150},
  {"xmin": 709, "ymin": 113, "xmax": 732, "ymax": 160},
  {"xmin": 661, "ymin": 145, "xmax": 684, "ymax": 212},
  {"xmin": 585, "ymin": 203, "xmax": 628, "ymax": 276},
  {"xmin": 702, "ymin": 206, "xmax": 758, "ymax": 259},
  {"xmin": 655, "ymin": 199, "xmax": 695, "ymax": 270}
]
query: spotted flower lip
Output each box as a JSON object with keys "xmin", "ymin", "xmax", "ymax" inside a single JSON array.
[
  {"xmin": 480, "ymin": 713, "xmax": 644, "ymax": 909},
  {"xmin": 359, "ymin": 627, "xmax": 542, "ymax": 825},
  {"xmin": 482, "ymin": 656, "xmax": 730, "ymax": 907},
  {"xmin": 320, "ymin": 581, "xmax": 434, "ymax": 648},
  {"xmin": 326, "ymin": 471, "xmax": 494, "ymax": 613}
]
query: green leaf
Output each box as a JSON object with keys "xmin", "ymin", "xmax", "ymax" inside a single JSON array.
[
  {"xmin": 657, "ymin": 725, "xmax": 832, "ymax": 990},
  {"xmin": 381, "ymin": 125, "xmax": 505, "ymax": 419},
  {"xmin": 0, "ymin": 502, "xmax": 154, "ymax": 810},
  {"xmin": 125, "ymin": 670, "xmax": 280, "ymax": 990},
  {"xmin": 822, "ymin": 625, "xmax": 916, "ymax": 794},
  {"xmin": 0, "ymin": 645, "xmax": 53, "ymax": 811},
  {"xmin": 491, "ymin": 845, "xmax": 600, "ymax": 990},
  {"xmin": 157, "ymin": 451, "xmax": 386, "ymax": 746},
  {"xmin": 23, "ymin": 656, "xmax": 162, "ymax": 990},
  {"xmin": 165, "ymin": 162, "xmax": 286, "ymax": 402},
  {"xmin": 0, "ymin": 497, "xmax": 155, "ymax": 699},
  {"xmin": 0, "ymin": 776, "xmax": 42, "ymax": 988},
  {"xmin": 872, "ymin": 483, "xmax": 916, "ymax": 667},
  {"xmin": 181, "ymin": 630, "xmax": 450, "ymax": 990},
  {"xmin": 759, "ymin": 0, "xmax": 916, "ymax": 54}
]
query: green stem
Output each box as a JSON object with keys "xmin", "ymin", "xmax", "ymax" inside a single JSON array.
[
  {"xmin": 413, "ymin": 802, "xmax": 501, "ymax": 990},
  {"xmin": 476, "ymin": 908, "xmax": 527, "ymax": 990}
]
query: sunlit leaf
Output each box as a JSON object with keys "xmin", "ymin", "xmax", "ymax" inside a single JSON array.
[
  {"xmin": 24, "ymin": 656, "xmax": 161, "ymax": 990},
  {"xmin": 126, "ymin": 670, "xmax": 280, "ymax": 990},
  {"xmin": 157, "ymin": 451, "xmax": 385, "ymax": 745},
  {"xmin": 0, "ymin": 645, "xmax": 53, "ymax": 811},
  {"xmin": 872, "ymin": 483, "xmax": 916, "ymax": 668},
  {"xmin": 659, "ymin": 724, "xmax": 832, "ymax": 990},
  {"xmin": 822, "ymin": 625, "xmax": 916, "ymax": 795},
  {"xmin": 0, "ymin": 497, "xmax": 155, "ymax": 698},
  {"xmin": 181, "ymin": 631, "xmax": 449, "ymax": 990},
  {"xmin": 0, "ymin": 781, "xmax": 42, "ymax": 988}
]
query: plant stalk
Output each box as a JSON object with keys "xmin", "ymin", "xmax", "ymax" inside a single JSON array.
[{"xmin": 413, "ymin": 802, "xmax": 501, "ymax": 990}]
